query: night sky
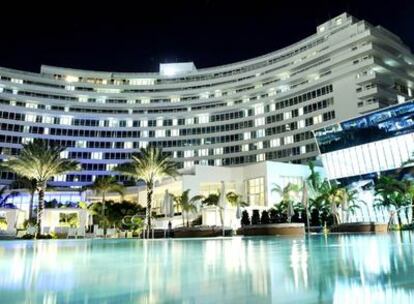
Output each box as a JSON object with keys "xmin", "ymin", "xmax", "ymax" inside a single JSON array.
[{"xmin": 1, "ymin": 0, "xmax": 413, "ymax": 73}]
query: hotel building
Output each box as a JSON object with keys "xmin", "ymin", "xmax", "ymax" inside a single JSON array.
[{"xmin": 0, "ymin": 12, "xmax": 413, "ymax": 189}]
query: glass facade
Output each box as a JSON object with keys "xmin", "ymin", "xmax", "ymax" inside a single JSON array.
[
  {"xmin": 314, "ymin": 101, "xmax": 414, "ymax": 180},
  {"xmin": 314, "ymin": 101, "xmax": 414, "ymax": 154}
]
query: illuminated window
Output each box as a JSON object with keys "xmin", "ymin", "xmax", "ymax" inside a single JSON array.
[
  {"xmin": 256, "ymin": 129, "xmax": 265, "ymax": 138},
  {"xmin": 155, "ymin": 130, "xmax": 165, "ymax": 138},
  {"xmin": 244, "ymin": 132, "xmax": 251, "ymax": 140},
  {"xmin": 184, "ymin": 150, "xmax": 194, "ymax": 158},
  {"xmin": 91, "ymin": 152, "xmax": 102, "ymax": 160},
  {"xmin": 198, "ymin": 114, "xmax": 209, "ymax": 124},
  {"xmin": 254, "ymin": 103, "xmax": 264, "ymax": 115},
  {"xmin": 284, "ymin": 135, "xmax": 294, "ymax": 144},
  {"xmin": 65, "ymin": 75, "xmax": 79, "ymax": 83},
  {"xmin": 200, "ymin": 92, "xmax": 209, "ymax": 99},
  {"xmin": 171, "ymin": 96, "xmax": 181, "ymax": 103},
  {"xmin": 184, "ymin": 161, "xmax": 194, "ymax": 168},
  {"xmin": 141, "ymin": 97, "xmax": 150, "ymax": 104},
  {"xmin": 246, "ymin": 177, "xmax": 265, "ymax": 206},
  {"xmin": 214, "ymin": 148, "xmax": 223, "ymax": 155},
  {"xmin": 256, "ymin": 153, "xmax": 265, "ymax": 162},
  {"xmin": 96, "ymin": 88, "xmax": 121, "ymax": 94},
  {"xmin": 129, "ymin": 78, "xmax": 155, "ymax": 85},
  {"xmin": 76, "ymin": 141, "xmax": 87, "ymax": 148},
  {"xmin": 270, "ymin": 138, "xmax": 280, "ymax": 147},
  {"xmin": 199, "ymin": 149, "xmax": 208, "ymax": 157},
  {"xmin": 255, "ymin": 117, "xmax": 265, "ymax": 126},
  {"xmin": 25, "ymin": 114, "xmax": 36, "ymax": 122},
  {"xmin": 11, "ymin": 78, "xmax": 23, "ymax": 84},
  {"xmin": 60, "ymin": 151, "xmax": 68, "ymax": 158}
]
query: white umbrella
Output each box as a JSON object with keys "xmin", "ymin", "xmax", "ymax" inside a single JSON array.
[
  {"xmin": 162, "ymin": 189, "xmax": 170, "ymax": 216},
  {"xmin": 287, "ymin": 201, "xmax": 295, "ymax": 223},
  {"xmin": 236, "ymin": 205, "xmax": 242, "ymax": 219},
  {"xmin": 219, "ymin": 181, "xmax": 226, "ymax": 209},
  {"xmin": 302, "ymin": 181, "xmax": 310, "ymax": 234},
  {"xmin": 167, "ymin": 195, "xmax": 174, "ymax": 218},
  {"xmin": 219, "ymin": 181, "xmax": 225, "ymax": 235}
]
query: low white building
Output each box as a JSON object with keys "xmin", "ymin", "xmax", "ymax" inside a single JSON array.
[{"xmin": 118, "ymin": 161, "xmax": 324, "ymax": 228}]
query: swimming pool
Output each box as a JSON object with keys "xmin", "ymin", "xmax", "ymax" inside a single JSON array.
[{"xmin": 1, "ymin": 233, "xmax": 414, "ymax": 303}]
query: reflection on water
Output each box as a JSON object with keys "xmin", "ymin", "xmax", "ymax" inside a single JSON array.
[{"xmin": 0, "ymin": 233, "xmax": 414, "ymax": 303}]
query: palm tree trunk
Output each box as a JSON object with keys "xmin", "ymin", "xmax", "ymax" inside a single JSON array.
[
  {"xmin": 36, "ymin": 182, "xmax": 46, "ymax": 237},
  {"xmin": 29, "ymin": 191, "xmax": 35, "ymax": 220},
  {"xmin": 412, "ymin": 199, "xmax": 414, "ymax": 224},
  {"xmin": 146, "ymin": 182, "xmax": 153, "ymax": 237},
  {"xmin": 102, "ymin": 192, "xmax": 106, "ymax": 237},
  {"xmin": 182, "ymin": 209, "xmax": 185, "ymax": 227},
  {"xmin": 219, "ymin": 208, "xmax": 224, "ymax": 234},
  {"xmin": 405, "ymin": 208, "xmax": 410, "ymax": 225},
  {"xmin": 397, "ymin": 211, "xmax": 402, "ymax": 227}
]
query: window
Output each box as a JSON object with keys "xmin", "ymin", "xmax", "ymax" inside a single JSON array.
[{"xmin": 246, "ymin": 177, "xmax": 265, "ymax": 206}]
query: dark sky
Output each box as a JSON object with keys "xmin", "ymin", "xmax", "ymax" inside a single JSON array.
[{"xmin": 1, "ymin": 0, "xmax": 413, "ymax": 73}]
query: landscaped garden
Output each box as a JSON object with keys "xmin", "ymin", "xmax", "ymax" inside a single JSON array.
[{"xmin": 0, "ymin": 139, "xmax": 413, "ymax": 239}]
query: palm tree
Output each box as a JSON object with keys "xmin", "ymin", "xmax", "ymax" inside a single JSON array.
[
  {"xmin": 374, "ymin": 175, "xmax": 408, "ymax": 226},
  {"xmin": 226, "ymin": 191, "xmax": 249, "ymax": 219},
  {"xmin": 403, "ymin": 180, "xmax": 414, "ymax": 223},
  {"xmin": 0, "ymin": 185, "xmax": 19, "ymax": 208},
  {"xmin": 325, "ymin": 184, "xmax": 349, "ymax": 225},
  {"xmin": 115, "ymin": 147, "xmax": 179, "ymax": 235},
  {"xmin": 88, "ymin": 176, "xmax": 125, "ymax": 235},
  {"xmin": 306, "ymin": 162, "xmax": 330, "ymax": 226},
  {"xmin": 307, "ymin": 161, "xmax": 323, "ymax": 195},
  {"xmin": 272, "ymin": 183, "xmax": 301, "ymax": 222},
  {"xmin": 171, "ymin": 189, "xmax": 204, "ymax": 227},
  {"xmin": 308, "ymin": 180, "xmax": 331, "ymax": 226},
  {"xmin": 11, "ymin": 177, "xmax": 37, "ymax": 220},
  {"xmin": 0, "ymin": 139, "xmax": 79, "ymax": 235}
]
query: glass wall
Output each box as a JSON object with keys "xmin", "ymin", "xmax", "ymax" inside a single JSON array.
[
  {"xmin": 320, "ymin": 132, "xmax": 414, "ymax": 179},
  {"xmin": 314, "ymin": 101, "xmax": 414, "ymax": 154}
]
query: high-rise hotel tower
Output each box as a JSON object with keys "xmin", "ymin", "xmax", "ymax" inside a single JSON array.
[{"xmin": 0, "ymin": 13, "xmax": 413, "ymax": 187}]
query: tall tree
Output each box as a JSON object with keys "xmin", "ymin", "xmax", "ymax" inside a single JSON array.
[
  {"xmin": 374, "ymin": 175, "xmax": 409, "ymax": 226},
  {"xmin": 226, "ymin": 191, "xmax": 249, "ymax": 219},
  {"xmin": 88, "ymin": 176, "xmax": 125, "ymax": 235},
  {"xmin": 115, "ymin": 147, "xmax": 178, "ymax": 235},
  {"xmin": 171, "ymin": 189, "xmax": 204, "ymax": 227},
  {"xmin": 0, "ymin": 139, "xmax": 79, "ymax": 236},
  {"xmin": 272, "ymin": 183, "xmax": 301, "ymax": 222}
]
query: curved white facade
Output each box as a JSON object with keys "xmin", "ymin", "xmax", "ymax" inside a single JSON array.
[{"xmin": 0, "ymin": 13, "xmax": 413, "ymax": 187}]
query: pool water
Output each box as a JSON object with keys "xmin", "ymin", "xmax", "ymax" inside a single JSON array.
[{"xmin": 1, "ymin": 233, "xmax": 414, "ymax": 303}]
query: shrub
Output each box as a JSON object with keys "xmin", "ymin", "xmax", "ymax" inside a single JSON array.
[
  {"xmin": 191, "ymin": 215, "xmax": 202, "ymax": 226},
  {"xmin": 261, "ymin": 210, "xmax": 270, "ymax": 224},
  {"xmin": 241, "ymin": 210, "xmax": 250, "ymax": 226},
  {"xmin": 251, "ymin": 210, "xmax": 260, "ymax": 225},
  {"xmin": 269, "ymin": 209, "xmax": 278, "ymax": 223}
]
